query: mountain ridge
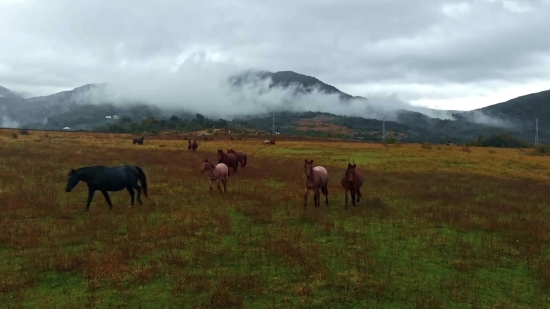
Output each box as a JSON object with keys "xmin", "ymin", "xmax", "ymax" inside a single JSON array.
[{"xmin": 0, "ymin": 70, "xmax": 548, "ymax": 143}]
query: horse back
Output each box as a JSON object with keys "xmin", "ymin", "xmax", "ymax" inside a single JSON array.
[
  {"xmin": 215, "ymin": 163, "xmax": 229, "ymax": 176},
  {"xmin": 313, "ymin": 166, "xmax": 328, "ymax": 186}
]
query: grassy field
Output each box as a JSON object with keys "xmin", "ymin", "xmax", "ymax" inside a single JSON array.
[{"xmin": 1, "ymin": 129, "xmax": 550, "ymax": 308}]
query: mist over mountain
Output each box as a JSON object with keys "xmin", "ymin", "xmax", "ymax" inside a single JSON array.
[{"xmin": 0, "ymin": 67, "xmax": 546, "ymax": 143}]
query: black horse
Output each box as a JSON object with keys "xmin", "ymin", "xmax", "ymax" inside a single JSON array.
[
  {"xmin": 65, "ymin": 165, "xmax": 148, "ymax": 211},
  {"xmin": 133, "ymin": 136, "xmax": 144, "ymax": 145}
]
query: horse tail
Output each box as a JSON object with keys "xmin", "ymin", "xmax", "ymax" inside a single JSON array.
[{"xmin": 135, "ymin": 166, "xmax": 148, "ymax": 198}]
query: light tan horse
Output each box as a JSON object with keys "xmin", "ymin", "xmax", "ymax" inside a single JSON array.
[
  {"xmin": 201, "ymin": 159, "xmax": 228, "ymax": 193},
  {"xmin": 303, "ymin": 159, "xmax": 328, "ymax": 207}
]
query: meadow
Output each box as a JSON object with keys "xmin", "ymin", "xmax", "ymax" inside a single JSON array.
[{"xmin": 1, "ymin": 129, "xmax": 550, "ymax": 308}]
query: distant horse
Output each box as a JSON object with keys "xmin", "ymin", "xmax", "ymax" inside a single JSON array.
[
  {"xmin": 341, "ymin": 163, "xmax": 364, "ymax": 210},
  {"xmin": 303, "ymin": 159, "xmax": 328, "ymax": 207},
  {"xmin": 227, "ymin": 148, "xmax": 247, "ymax": 170},
  {"xmin": 201, "ymin": 159, "xmax": 228, "ymax": 193},
  {"xmin": 263, "ymin": 139, "xmax": 275, "ymax": 145},
  {"xmin": 231, "ymin": 137, "xmax": 234, "ymax": 140},
  {"xmin": 238, "ymin": 137, "xmax": 242, "ymax": 140},
  {"xmin": 188, "ymin": 140, "xmax": 198, "ymax": 152},
  {"xmin": 133, "ymin": 136, "xmax": 144, "ymax": 145},
  {"xmin": 217, "ymin": 149, "xmax": 239, "ymax": 176},
  {"xmin": 65, "ymin": 165, "xmax": 148, "ymax": 211},
  {"xmin": 183, "ymin": 137, "xmax": 188, "ymax": 140}
]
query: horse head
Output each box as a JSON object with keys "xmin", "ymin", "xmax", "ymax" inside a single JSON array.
[
  {"xmin": 201, "ymin": 159, "xmax": 212, "ymax": 173},
  {"xmin": 304, "ymin": 159, "xmax": 314, "ymax": 181},
  {"xmin": 65, "ymin": 169, "xmax": 80, "ymax": 192},
  {"xmin": 345, "ymin": 163, "xmax": 357, "ymax": 184}
]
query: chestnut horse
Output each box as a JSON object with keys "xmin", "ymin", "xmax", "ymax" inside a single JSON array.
[
  {"xmin": 200, "ymin": 159, "xmax": 228, "ymax": 192},
  {"xmin": 227, "ymin": 148, "xmax": 247, "ymax": 170},
  {"xmin": 341, "ymin": 163, "xmax": 364, "ymax": 210},
  {"xmin": 217, "ymin": 149, "xmax": 239, "ymax": 176},
  {"xmin": 188, "ymin": 140, "xmax": 198, "ymax": 152},
  {"xmin": 303, "ymin": 159, "xmax": 328, "ymax": 207}
]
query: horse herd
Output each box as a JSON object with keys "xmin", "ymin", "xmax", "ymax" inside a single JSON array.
[{"xmin": 65, "ymin": 137, "xmax": 363, "ymax": 212}]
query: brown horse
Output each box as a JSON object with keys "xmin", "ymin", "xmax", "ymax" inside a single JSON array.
[
  {"xmin": 341, "ymin": 163, "xmax": 364, "ymax": 210},
  {"xmin": 188, "ymin": 140, "xmax": 198, "ymax": 152},
  {"xmin": 217, "ymin": 149, "xmax": 239, "ymax": 176},
  {"xmin": 201, "ymin": 159, "xmax": 228, "ymax": 192},
  {"xmin": 263, "ymin": 139, "xmax": 276, "ymax": 145},
  {"xmin": 303, "ymin": 159, "xmax": 328, "ymax": 207},
  {"xmin": 133, "ymin": 136, "xmax": 144, "ymax": 145},
  {"xmin": 227, "ymin": 148, "xmax": 247, "ymax": 170}
]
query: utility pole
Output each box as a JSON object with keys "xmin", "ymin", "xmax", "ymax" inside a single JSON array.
[
  {"xmin": 535, "ymin": 118, "xmax": 539, "ymax": 145},
  {"xmin": 272, "ymin": 113, "xmax": 275, "ymax": 134},
  {"xmin": 381, "ymin": 120, "xmax": 386, "ymax": 142}
]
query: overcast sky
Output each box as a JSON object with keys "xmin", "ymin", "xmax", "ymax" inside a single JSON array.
[{"xmin": 1, "ymin": 0, "xmax": 550, "ymax": 111}]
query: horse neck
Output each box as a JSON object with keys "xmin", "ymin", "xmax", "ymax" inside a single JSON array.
[{"xmin": 76, "ymin": 167, "xmax": 96, "ymax": 182}]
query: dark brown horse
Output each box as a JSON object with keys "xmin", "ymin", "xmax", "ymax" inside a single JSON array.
[
  {"xmin": 303, "ymin": 159, "xmax": 328, "ymax": 207},
  {"xmin": 341, "ymin": 163, "xmax": 364, "ymax": 210},
  {"xmin": 227, "ymin": 148, "xmax": 247, "ymax": 170},
  {"xmin": 133, "ymin": 136, "xmax": 144, "ymax": 145},
  {"xmin": 188, "ymin": 140, "xmax": 198, "ymax": 152},
  {"xmin": 217, "ymin": 149, "xmax": 239, "ymax": 176}
]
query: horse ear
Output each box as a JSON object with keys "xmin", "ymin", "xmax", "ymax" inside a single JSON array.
[
  {"xmin": 353, "ymin": 164, "xmax": 356, "ymax": 168},
  {"xmin": 69, "ymin": 169, "xmax": 75, "ymax": 175},
  {"xmin": 304, "ymin": 159, "xmax": 308, "ymax": 163}
]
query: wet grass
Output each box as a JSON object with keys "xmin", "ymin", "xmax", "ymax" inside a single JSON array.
[{"xmin": 1, "ymin": 129, "xmax": 550, "ymax": 308}]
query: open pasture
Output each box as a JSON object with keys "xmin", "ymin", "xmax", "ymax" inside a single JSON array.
[{"xmin": 1, "ymin": 129, "xmax": 550, "ymax": 308}]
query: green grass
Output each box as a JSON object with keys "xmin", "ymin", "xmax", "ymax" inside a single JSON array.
[{"xmin": 1, "ymin": 130, "xmax": 550, "ymax": 308}]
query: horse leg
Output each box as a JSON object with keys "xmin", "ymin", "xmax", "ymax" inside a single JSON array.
[
  {"xmin": 304, "ymin": 188, "xmax": 310, "ymax": 207},
  {"xmin": 344, "ymin": 188, "xmax": 349, "ymax": 210},
  {"xmin": 316, "ymin": 189, "xmax": 323, "ymax": 207},
  {"xmin": 322, "ymin": 185, "xmax": 328, "ymax": 206},
  {"xmin": 85, "ymin": 187, "xmax": 95, "ymax": 211},
  {"xmin": 217, "ymin": 180, "xmax": 223, "ymax": 193},
  {"xmin": 133, "ymin": 184, "xmax": 142, "ymax": 204},
  {"xmin": 222, "ymin": 178, "xmax": 227, "ymax": 192},
  {"xmin": 314, "ymin": 188, "xmax": 321, "ymax": 207},
  {"xmin": 100, "ymin": 190, "xmax": 114, "ymax": 209},
  {"xmin": 356, "ymin": 188, "xmax": 361, "ymax": 203},
  {"xmin": 209, "ymin": 180, "xmax": 213, "ymax": 192},
  {"xmin": 351, "ymin": 190, "xmax": 356, "ymax": 207},
  {"xmin": 126, "ymin": 186, "xmax": 135, "ymax": 208}
]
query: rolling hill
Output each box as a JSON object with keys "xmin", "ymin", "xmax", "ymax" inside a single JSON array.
[{"xmin": 0, "ymin": 70, "xmax": 547, "ymax": 143}]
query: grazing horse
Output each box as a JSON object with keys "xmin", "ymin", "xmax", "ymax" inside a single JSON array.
[
  {"xmin": 263, "ymin": 139, "xmax": 276, "ymax": 145},
  {"xmin": 217, "ymin": 149, "xmax": 239, "ymax": 176},
  {"xmin": 64, "ymin": 165, "xmax": 148, "ymax": 211},
  {"xmin": 303, "ymin": 159, "xmax": 328, "ymax": 207},
  {"xmin": 188, "ymin": 140, "xmax": 198, "ymax": 152},
  {"xmin": 227, "ymin": 148, "xmax": 247, "ymax": 170},
  {"xmin": 341, "ymin": 163, "xmax": 364, "ymax": 210},
  {"xmin": 133, "ymin": 136, "xmax": 144, "ymax": 145},
  {"xmin": 201, "ymin": 159, "xmax": 228, "ymax": 192}
]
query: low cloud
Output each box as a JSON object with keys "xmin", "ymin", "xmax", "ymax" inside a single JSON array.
[{"xmin": 74, "ymin": 57, "xmax": 511, "ymax": 127}]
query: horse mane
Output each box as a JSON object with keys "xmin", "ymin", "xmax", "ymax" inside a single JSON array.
[{"xmin": 76, "ymin": 165, "xmax": 105, "ymax": 172}]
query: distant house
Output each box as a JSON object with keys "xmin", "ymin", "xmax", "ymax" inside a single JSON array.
[
  {"xmin": 63, "ymin": 127, "xmax": 70, "ymax": 130},
  {"xmin": 113, "ymin": 115, "xmax": 119, "ymax": 120},
  {"xmin": 106, "ymin": 116, "xmax": 112, "ymax": 119}
]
